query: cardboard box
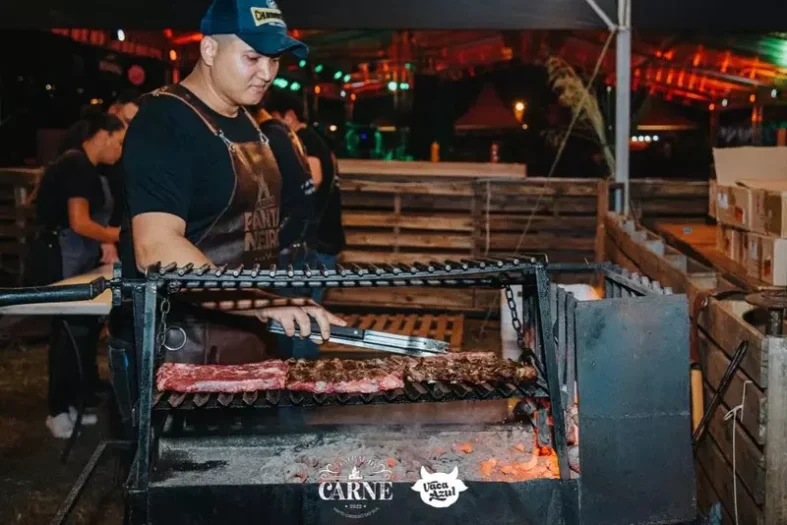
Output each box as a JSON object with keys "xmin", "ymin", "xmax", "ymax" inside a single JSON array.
[
  {"xmin": 762, "ymin": 184, "xmax": 787, "ymax": 238},
  {"xmin": 736, "ymin": 179, "xmax": 787, "ymax": 236},
  {"xmin": 712, "ymin": 147, "xmax": 787, "ymax": 231},
  {"xmin": 746, "ymin": 233, "xmax": 761, "ymax": 279},
  {"xmin": 739, "ymin": 231, "xmax": 749, "ymax": 265},
  {"xmin": 760, "ymin": 236, "xmax": 787, "ymax": 286},
  {"xmin": 715, "ymin": 185, "xmax": 751, "ymax": 230},
  {"xmin": 716, "ymin": 225, "xmax": 740, "ymax": 260}
]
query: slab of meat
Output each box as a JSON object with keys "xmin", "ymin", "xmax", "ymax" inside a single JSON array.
[
  {"xmin": 402, "ymin": 352, "xmax": 537, "ymax": 384},
  {"xmin": 156, "ymin": 361, "xmax": 287, "ymax": 393},
  {"xmin": 286, "ymin": 358, "xmax": 405, "ymax": 394}
]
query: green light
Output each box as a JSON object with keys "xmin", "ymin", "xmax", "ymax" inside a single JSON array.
[
  {"xmin": 334, "ymin": 71, "xmax": 343, "ymax": 80},
  {"xmin": 405, "ymin": 63, "xmax": 413, "ymax": 70},
  {"xmin": 298, "ymin": 60, "xmax": 307, "ymax": 68},
  {"xmin": 399, "ymin": 82, "xmax": 410, "ymax": 91},
  {"xmin": 388, "ymin": 81, "xmax": 398, "ymax": 92},
  {"xmin": 273, "ymin": 78, "xmax": 289, "ymax": 89},
  {"xmin": 315, "ymin": 64, "xmax": 324, "ymax": 73},
  {"xmin": 343, "ymin": 74, "xmax": 351, "ymax": 83},
  {"xmin": 290, "ymin": 82, "xmax": 301, "ymax": 91}
]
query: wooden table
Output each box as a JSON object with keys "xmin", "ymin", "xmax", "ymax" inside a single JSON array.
[
  {"xmin": 0, "ymin": 265, "xmax": 113, "ymax": 316},
  {"xmin": 653, "ymin": 221, "xmax": 770, "ymax": 291}
]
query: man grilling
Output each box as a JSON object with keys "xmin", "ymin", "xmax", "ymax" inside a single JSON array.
[{"xmin": 114, "ymin": 0, "xmax": 344, "ymax": 367}]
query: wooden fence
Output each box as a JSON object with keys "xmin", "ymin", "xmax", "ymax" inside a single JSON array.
[
  {"xmin": 604, "ymin": 213, "xmax": 787, "ymax": 525},
  {"xmin": 0, "ymin": 163, "xmax": 709, "ymax": 312}
]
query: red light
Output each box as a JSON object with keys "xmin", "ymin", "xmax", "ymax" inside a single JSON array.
[
  {"xmin": 709, "ymin": 103, "xmax": 716, "ymax": 111},
  {"xmin": 749, "ymin": 94, "xmax": 756, "ymax": 103}
]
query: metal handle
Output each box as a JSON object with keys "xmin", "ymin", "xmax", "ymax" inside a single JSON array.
[
  {"xmin": 0, "ymin": 277, "xmax": 108, "ymax": 307},
  {"xmin": 267, "ymin": 319, "xmax": 364, "ymax": 340}
]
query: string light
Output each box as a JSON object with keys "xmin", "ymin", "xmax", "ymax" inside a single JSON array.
[
  {"xmin": 298, "ymin": 60, "xmax": 307, "ymax": 68},
  {"xmin": 399, "ymin": 82, "xmax": 410, "ymax": 91},
  {"xmin": 749, "ymin": 94, "xmax": 756, "ymax": 103},
  {"xmin": 340, "ymin": 90, "xmax": 346, "ymax": 98},
  {"xmin": 116, "ymin": 29, "xmax": 126, "ymax": 42},
  {"xmin": 169, "ymin": 49, "xmax": 178, "ymax": 61},
  {"xmin": 314, "ymin": 64, "xmax": 324, "ymax": 73},
  {"xmin": 709, "ymin": 103, "xmax": 716, "ymax": 111},
  {"xmin": 289, "ymin": 82, "xmax": 301, "ymax": 91},
  {"xmin": 772, "ymin": 89, "xmax": 778, "ymax": 99},
  {"xmin": 333, "ymin": 71, "xmax": 343, "ymax": 80},
  {"xmin": 329, "ymin": 125, "xmax": 337, "ymax": 132},
  {"xmin": 343, "ymin": 74, "xmax": 351, "ymax": 83},
  {"xmin": 387, "ymin": 81, "xmax": 398, "ymax": 92},
  {"xmin": 722, "ymin": 98, "xmax": 729, "ymax": 107}
]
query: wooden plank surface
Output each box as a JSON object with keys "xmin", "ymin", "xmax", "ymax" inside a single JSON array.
[
  {"xmin": 698, "ymin": 332, "xmax": 766, "ymax": 445},
  {"xmin": 702, "ymin": 382, "xmax": 765, "ymax": 505},
  {"xmin": 653, "ymin": 222, "xmax": 770, "ymax": 291},
  {"xmin": 696, "ymin": 435, "xmax": 764, "ymax": 525},
  {"xmin": 697, "ymin": 299, "xmax": 768, "ymax": 389},
  {"xmin": 342, "ymin": 211, "xmax": 473, "ymax": 231}
]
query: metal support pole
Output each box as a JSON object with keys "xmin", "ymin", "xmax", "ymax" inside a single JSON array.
[
  {"xmin": 133, "ymin": 282, "xmax": 159, "ymax": 490},
  {"xmin": 534, "ymin": 265, "xmax": 570, "ymax": 479},
  {"xmin": 614, "ymin": 0, "xmax": 632, "ymax": 215}
]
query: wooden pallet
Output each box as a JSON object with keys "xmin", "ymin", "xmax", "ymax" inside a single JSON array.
[{"xmin": 321, "ymin": 313, "xmax": 464, "ymax": 354}]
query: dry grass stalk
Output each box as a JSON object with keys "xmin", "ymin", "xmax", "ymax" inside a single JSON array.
[{"xmin": 545, "ymin": 56, "xmax": 615, "ymax": 177}]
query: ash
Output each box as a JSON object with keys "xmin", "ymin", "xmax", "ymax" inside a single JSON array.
[{"xmin": 157, "ymin": 424, "xmax": 561, "ymax": 486}]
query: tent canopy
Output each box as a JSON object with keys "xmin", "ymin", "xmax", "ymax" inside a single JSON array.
[{"xmin": 455, "ymin": 83, "xmax": 523, "ymax": 131}]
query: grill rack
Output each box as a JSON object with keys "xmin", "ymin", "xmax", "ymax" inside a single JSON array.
[
  {"xmin": 142, "ymin": 256, "xmax": 556, "ymax": 292},
  {"xmin": 153, "ymin": 379, "xmax": 545, "ymax": 410}
]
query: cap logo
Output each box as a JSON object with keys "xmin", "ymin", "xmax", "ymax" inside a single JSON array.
[{"xmin": 250, "ymin": 6, "xmax": 284, "ymax": 27}]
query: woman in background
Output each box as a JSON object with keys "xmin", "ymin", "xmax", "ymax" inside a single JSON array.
[{"xmin": 31, "ymin": 112, "xmax": 125, "ymax": 438}]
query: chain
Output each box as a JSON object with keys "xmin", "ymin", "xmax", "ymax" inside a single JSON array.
[
  {"xmin": 504, "ymin": 284, "xmax": 526, "ymax": 353},
  {"xmin": 155, "ymin": 295, "xmax": 171, "ymax": 355}
]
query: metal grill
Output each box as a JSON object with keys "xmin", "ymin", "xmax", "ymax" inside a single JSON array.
[
  {"xmin": 144, "ymin": 256, "xmax": 552, "ymax": 292},
  {"xmin": 153, "ymin": 378, "xmax": 545, "ymax": 410}
]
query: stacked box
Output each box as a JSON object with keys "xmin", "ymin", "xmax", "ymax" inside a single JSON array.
[{"xmin": 712, "ymin": 147, "xmax": 787, "ymax": 285}]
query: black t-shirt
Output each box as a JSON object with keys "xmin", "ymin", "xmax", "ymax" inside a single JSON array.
[
  {"xmin": 36, "ymin": 149, "xmax": 107, "ymax": 230},
  {"xmin": 297, "ymin": 127, "xmax": 346, "ymax": 255},
  {"xmin": 259, "ymin": 119, "xmax": 315, "ymax": 250},
  {"xmin": 122, "ymin": 92, "xmax": 256, "ymax": 248}
]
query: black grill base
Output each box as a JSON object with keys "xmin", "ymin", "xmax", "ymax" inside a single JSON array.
[{"xmin": 143, "ymin": 480, "xmax": 579, "ymax": 525}]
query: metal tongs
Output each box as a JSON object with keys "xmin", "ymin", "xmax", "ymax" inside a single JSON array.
[{"xmin": 267, "ymin": 319, "xmax": 449, "ymax": 357}]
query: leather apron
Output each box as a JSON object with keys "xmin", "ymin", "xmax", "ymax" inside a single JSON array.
[{"xmin": 151, "ymin": 85, "xmax": 283, "ymax": 365}]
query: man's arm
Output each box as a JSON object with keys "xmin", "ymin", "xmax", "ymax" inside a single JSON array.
[{"xmin": 132, "ymin": 211, "xmax": 212, "ymax": 272}]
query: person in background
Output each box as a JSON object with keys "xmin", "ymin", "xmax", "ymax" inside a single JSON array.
[
  {"xmin": 33, "ymin": 112, "xmax": 126, "ymax": 438},
  {"xmin": 58, "ymin": 90, "xmax": 139, "ymax": 156},
  {"xmin": 255, "ymin": 95, "xmax": 319, "ymax": 359},
  {"xmin": 267, "ymin": 93, "xmax": 346, "ymax": 304}
]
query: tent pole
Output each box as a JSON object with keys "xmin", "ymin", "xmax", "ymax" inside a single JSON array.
[{"xmin": 614, "ymin": 0, "xmax": 632, "ymax": 215}]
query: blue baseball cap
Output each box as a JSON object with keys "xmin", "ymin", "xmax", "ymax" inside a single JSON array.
[{"xmin": 200, "ymin": 0, "xmax": 309, "ymax": 59}]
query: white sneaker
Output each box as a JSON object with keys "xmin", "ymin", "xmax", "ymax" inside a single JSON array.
[
  {"xmin": 46, "ymin": 413, "xmax": 74, "ymax": 439},
  {"xmin": 68, "ymin": 406, "xmax": 98, "ymax": 426}
]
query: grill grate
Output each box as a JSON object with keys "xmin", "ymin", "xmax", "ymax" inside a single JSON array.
[{"xmin": 153, "ymin": 379, "xmax": 545, "ymax": 410}]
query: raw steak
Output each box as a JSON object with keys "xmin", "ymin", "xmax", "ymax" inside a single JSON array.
[{"xmin": 156, "ymin": 361, "xmax": 288, "ymax": 393}]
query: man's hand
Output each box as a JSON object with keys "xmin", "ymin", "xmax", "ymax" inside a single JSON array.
[
  {"xmin": 256, "ymin": 304, "xmax": 346, "ymax": 341},
  {"xmin": 100, "ymin": 243, "xmax": 119, "ymax": 264}
]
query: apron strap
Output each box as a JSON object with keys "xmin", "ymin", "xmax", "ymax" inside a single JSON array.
[{"xmin": 149, "ymin": 85, "xmax": 234, "ymax": 146}]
